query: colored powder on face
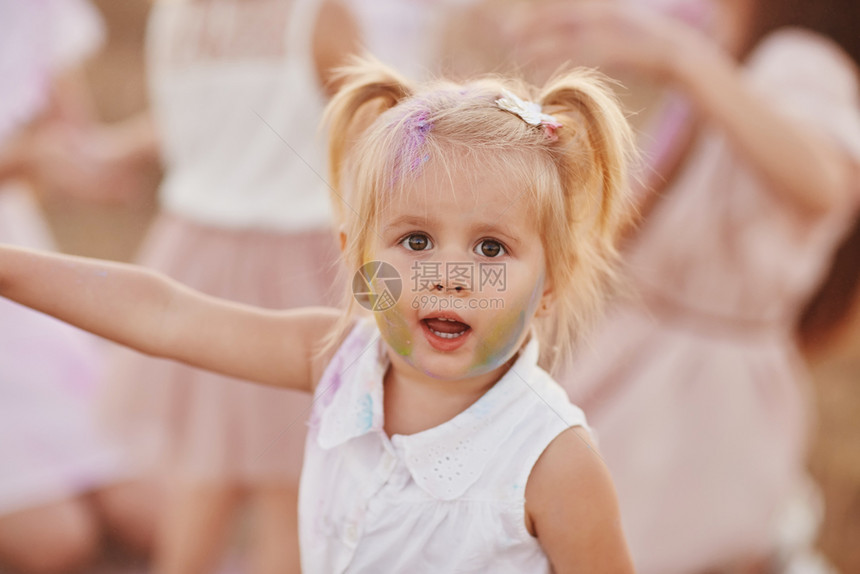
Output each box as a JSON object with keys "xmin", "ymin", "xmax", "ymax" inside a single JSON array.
[
  {"xmin": 359, "ymin": 245, "xmax": 412, "ymax": 357},
  {"xmin": 471, "ymin": 308, "xmax": 527, "ymax": 374},
  {"xmin": 470, "ymin": 272, "xmax": 545, "ymax": 374},
  {"xmin": 376, "ymin": 308, "xmax": 413, "ymax": 357}
]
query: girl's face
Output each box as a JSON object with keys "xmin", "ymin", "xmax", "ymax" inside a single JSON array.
[{"xmin": 364, "ymin": 157, "xmax": 552, "ymax": 384}]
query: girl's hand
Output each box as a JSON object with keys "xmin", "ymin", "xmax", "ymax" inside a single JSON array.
[
  {"xmin": 438, "ymin": 0, "xmax": 528, "ymax": 80},
  {"xmin": 313, "ymin": 0, "xmax": 362, "ymax": 95},
  {"xmin": 517, "ymin": 1, "xmax": 859, "ymax": 214},
  {"xmin": 27, "ymin": 116, "xmax": 158, "ymax": 204},
  {"xmin": 513, "ymin": 1, "xmax": 699, "ymax": 81}
]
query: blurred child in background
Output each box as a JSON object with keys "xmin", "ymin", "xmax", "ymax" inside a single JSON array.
[
  {"xmin": 515, "ymin": 0, "xmax": 860, "ymax": 572},
  {"xmin": 0, "ymin": 1, "xmax": 159, "ymax": 572},
  {"xmin": 85, "ymin": 1, "xmax": 361, "ymax": 572}
]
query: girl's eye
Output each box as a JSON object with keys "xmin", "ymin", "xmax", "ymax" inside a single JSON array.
[
  {"xmin": 401, "ymin": 234, "xmax": 432, "ymax": 251},
  {"xmin": 475, "ymin": 239, "xmax": 506, "ymax": 258}
]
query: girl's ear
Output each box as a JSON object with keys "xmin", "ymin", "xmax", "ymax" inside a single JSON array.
[
  {"xmin": 339, "ymin": 227, "xmax": 348, "ymax": 253},
  {"xmin": 535, "ymin": 284, "xmax": 555, "ymax": 318}
]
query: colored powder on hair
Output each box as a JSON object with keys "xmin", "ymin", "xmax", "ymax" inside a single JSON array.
[{"xmin": 394, "ymin": 109, "xmax": 433, "ymax": 183}]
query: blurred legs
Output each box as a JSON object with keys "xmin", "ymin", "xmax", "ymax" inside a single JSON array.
[
  {"xmin": 154, "ymin": 481, "xmax": 242, "ymax": 574},
  {"xmin": 248, "ymin": 483, "xmax": 301, "ymax": 574},
  {"xmin": 0, "ymin": 498, "xmax": 99, "ymax": 574}
]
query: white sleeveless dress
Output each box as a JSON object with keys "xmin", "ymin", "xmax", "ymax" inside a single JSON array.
[{"xmin": 300, "ymin": 319, "xmax": 591, "ymax": 573}]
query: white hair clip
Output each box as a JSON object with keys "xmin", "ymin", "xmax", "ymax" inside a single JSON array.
[{"xmin": 495, "ymin": 89, "xmax": 562, "ymax": 140}]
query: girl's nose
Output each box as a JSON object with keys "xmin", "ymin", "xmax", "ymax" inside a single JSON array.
[
  {"xmin": 425, "ymin": 251, "xmax": 474, "ymax": 295},
  {"xmin": 435, "ymin": 280, "xmax": 470, "ymax": 295}
]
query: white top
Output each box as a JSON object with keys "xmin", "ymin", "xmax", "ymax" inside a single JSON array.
[
  {"xmin": 147, "ymin": 0, "xmax": 332, "ymax": 230},
  {"xmin": 300, "ymin": 319, "xmax": 590, "ymax": 573}
]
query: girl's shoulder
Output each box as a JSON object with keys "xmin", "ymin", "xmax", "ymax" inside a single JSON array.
[{"xmin": 524, "ymin": 424, "xmax": 633, "ymax": 570}]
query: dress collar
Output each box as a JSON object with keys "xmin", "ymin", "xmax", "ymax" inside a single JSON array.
[
  {"xmin": 315, "ymin": 319, "xmax": 544, "ymax": 500},
  {"xmin": 314, "ymin": 319, "xmax": 387, "ymax": 449}
]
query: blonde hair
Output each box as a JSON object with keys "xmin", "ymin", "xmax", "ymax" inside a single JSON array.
[{"xmin": 324, "ymin": 56, "xmax": 636, "ymax": 371}]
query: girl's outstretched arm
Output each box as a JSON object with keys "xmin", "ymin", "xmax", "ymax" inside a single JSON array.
[
  {"xmin": 0, "ymin": 245, "xmax": 340, "ymax": 392},
  {"xmin": 526, "ymin": 427, "xmax": 634, "ymax": 573}
]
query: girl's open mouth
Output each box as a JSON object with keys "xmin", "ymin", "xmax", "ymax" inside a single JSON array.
[{"xmin": 421, "ymin": 317, "xmax": 472, "ymax": 351}]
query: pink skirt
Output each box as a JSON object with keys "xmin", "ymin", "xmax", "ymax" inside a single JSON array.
[{"xmin": 100, "ymin": 213, "xmax": 343, "ymax": 483}]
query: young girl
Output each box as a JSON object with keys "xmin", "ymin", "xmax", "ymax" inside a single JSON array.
[
  {"xmin": 0, "ymin": 58, "xmax": 636, "ymax": 572},
  {"xmin": 515, "ymin": 0, "xmax": 860, "ymax": 572}
]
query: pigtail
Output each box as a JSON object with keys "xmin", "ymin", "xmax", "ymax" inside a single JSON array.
[
  {"xmin": 539, "ymin": 69, "xmax": 636, "ymax": 242},
  {"xmin": 536, "ymin": 70, "xmax": 637, "ymax": 371},
  {"xmin": 324, "ymin": 55, "xmax": 414, "ymax": 221},
  {"xmin": 318, "ymin": 56, "xmax": 414, "ymax": 361}
]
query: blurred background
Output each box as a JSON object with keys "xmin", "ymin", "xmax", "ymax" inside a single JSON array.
[
  {"xmin": 3, "ymin": 0, "xmax": 860, "ymax": 572},
  {"xmin": 40, "ymin": 0, "xmax": 158, "ymax": 262}
]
